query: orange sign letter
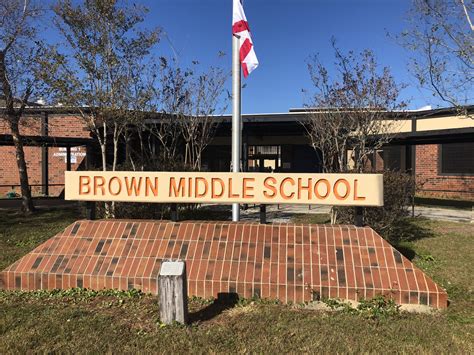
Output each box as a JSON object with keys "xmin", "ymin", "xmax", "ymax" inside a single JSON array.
[
  {"xmin": 170, "ymin": 177, "xmax": 185, "ymax": 197},
  {"xmin": 79, "ymin": 176, "xmax": 91, "ymax": 195},
  {"xmin": 353, "ymin": 179, "xmax": 366, "ymax": 201},
  {"xmin": 334, "ymin": 179, "xmax": 350, "ymax": 200},
  {"xmin": 93, "ymin": 176, "xmax": 106, "ymax": 195}
]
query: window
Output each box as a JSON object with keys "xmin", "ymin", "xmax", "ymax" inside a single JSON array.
[
  {"xmin": 248, "ymin": 145, "xmax": 280, "ymax": 156},
  {"xmin": 382, "ymin": 146, "xmax": 406, "ymax": 171},
  {"xmin": 440, "ymin": 142, "xmax": 474, "ymax": 175}
]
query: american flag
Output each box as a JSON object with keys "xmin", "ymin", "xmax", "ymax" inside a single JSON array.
[{"xmin": 232, "ymin": 0, "xmax": 259, "ymax": 77}]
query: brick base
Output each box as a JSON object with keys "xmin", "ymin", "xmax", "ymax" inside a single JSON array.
[{"xmin": 0, "ymin": 220, "xmax": 448, "ymax": 308}]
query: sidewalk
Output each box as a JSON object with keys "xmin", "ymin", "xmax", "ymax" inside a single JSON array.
[
  {"xmin": 413, "ymin": 205, "xmax": 472, "ymax": 223},
  {"xmin": 236, "ymin": 204, "xmax": 473, "ymax": 223}
]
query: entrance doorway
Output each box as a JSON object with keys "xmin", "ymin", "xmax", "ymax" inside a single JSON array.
[{"xmin": 247, "ymin": 145, "xmax": 281, "ymax": 172}]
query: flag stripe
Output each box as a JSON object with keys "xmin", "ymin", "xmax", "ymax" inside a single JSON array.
[
  {"xmin": 239, "ymin": 38, "xmax": 253, "ymax": 63},
  {"xmin": 242, "ymin": 62, "xmax": 249, "ymax": 78},
  {"xmin": 232, "ymin": 0, "xmax": 258, "ymax": 77},
  {"xmin": 232, "ymin": 20, "xmax": 250, "ymax": 35}
]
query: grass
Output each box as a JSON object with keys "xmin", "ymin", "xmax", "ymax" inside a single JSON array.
[
  {"xmin": 0, "ymin": 208, "xmax": 473, "ymax": 352},
  {"xmin": 291, "ymin": 213, "xmax": 331, "ymax": 224},
  {"xmin": 0, "ymin": 207, "xmax": 80, "ymax": 270}
]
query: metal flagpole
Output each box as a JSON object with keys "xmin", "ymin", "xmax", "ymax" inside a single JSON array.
[{"xmin": 232, "ymin": 34, "xmax": 241, "ymax": 222}]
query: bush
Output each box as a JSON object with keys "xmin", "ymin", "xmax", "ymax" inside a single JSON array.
[{"xmin": 335, "ymin": 170, "xmax": 416, "ymax": 243}]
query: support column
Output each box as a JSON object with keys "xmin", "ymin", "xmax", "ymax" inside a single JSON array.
[
  {"xmin": 405, "ymin": 145, "xmax": 412, "ymax": 174},
  {"xmin": 410, "ymin": 116, "xmax": 417, "ymax": 176},
  {"xmin": 66, "ymin": 146, "xmax": 72, "ymax": 171},
  {"xmin": 85, "ymin": 144, "xmax": 93, "ymax": 169},
  {"xmin": 170, "ymin": 204, "xmax": 178, "ymax": 222},
  {"xmin": 260, "ymin": 204, "xmax": 267, "ymax": 224},
  {"xmin": 86, "ymin": 201, "xmax": 96, "ymax": 220},
  {"xmin": 41, "ymin": 112, "xmax": 49, "ymax": 196},
  {"xmin": 354, "ymin": 206, "xmax": 364, "ymax": 227}
]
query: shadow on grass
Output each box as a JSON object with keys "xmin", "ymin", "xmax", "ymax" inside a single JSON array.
[
  {"xmin": 394, "ymin": 244, "xmax": 417, "ymax": 260},
  {"xmin": 188, "ymin": 293, "xmax": 239, "ymax": 324},
  {"xmin": 0, "ymin": 205, "xmax": 81, "ymax": 228},
  {"xmin": 390, "ymin": 218, "xmax": 434, "ymax": 260},
  {"xmin": 390, "ymin": 218, "xmax": 434, "ymax": 242}
]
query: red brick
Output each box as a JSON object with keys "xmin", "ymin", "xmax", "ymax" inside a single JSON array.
[{"xmin": 0, "ymin": 220, "xmax": 448, "ymax": 309}]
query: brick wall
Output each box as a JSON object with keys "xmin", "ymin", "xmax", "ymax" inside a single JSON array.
[
  {"xmin": 416, "ymin": 144, "xmax": 474, "ymax": 201},
  {"xmin": 0, "ymin": 115, "xmax": 90, "ymax": 197}
]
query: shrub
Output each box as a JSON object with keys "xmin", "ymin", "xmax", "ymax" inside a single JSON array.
[{"xmin": 335, "ymin": 170, "xmax": 416, "ymax": 243}]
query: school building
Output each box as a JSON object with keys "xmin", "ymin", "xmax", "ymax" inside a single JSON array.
[{"xmin": 0, "ymin": 105, "xmax": 473, "ymax": 201}]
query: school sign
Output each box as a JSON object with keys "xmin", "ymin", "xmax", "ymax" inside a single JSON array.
[{"xmin": 65, "ymin": 172, "xmax": 383, "ymax": 206}]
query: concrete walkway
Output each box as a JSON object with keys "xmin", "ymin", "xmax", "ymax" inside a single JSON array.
[
  {"xmin": 413, "ymin": 205, "xmax": 473, "ymax": 223},
  {"xmin": 232, "ymin": 204, "xmax": 473, "ymax": 224}
]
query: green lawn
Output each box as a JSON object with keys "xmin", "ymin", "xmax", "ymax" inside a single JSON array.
[{"xmin": 0, "ymin": 208, "xmax": 473, "ymax": 352}]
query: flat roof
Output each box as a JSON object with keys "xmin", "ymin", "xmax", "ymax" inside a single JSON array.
[{"xmin": 2, "ymin": 104, "xmax": 472, "ymax": 122}]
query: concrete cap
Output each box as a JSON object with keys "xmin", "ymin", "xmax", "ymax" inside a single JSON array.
[{"xmin": 160, "ymin": 261, "xmax": 185, "ymax": 276}]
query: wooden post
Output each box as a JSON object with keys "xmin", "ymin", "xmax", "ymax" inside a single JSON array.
[{"xmin": 158, "ymin": 261, "xmax": 188, "ymax": 325}]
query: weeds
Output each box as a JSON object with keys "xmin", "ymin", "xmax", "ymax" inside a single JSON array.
[{"xmin": 320, "ymin": 295, "xmax": 400, "ymax": 320}]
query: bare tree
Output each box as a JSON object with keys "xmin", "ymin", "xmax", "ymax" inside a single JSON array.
[
  {"xmin": 401, "ymin": 0, "xmax": 473, "ymax": 112},
  {"xmin": 179, "ymin": 66, "xmax": 229, "ymax": 171},
  {"xmin": 144, "ymin": 58, "xmax": 188, "ymax": 171},
  {"xmin": 39, "ymin": 0, "xmax": 160, "ymax": 216},
  {"xmin": 303, "ymin": 42, "xmax": 407, "ymax": 222},
  {"xmin": 304, "ymin": 42, "xmax": 407, "ymax": 173},
  {"xmin": 145, "ymin": 57, "xmax": 229, "ymax": 172},
  {"xmin": 0, "ymin": 0, "xmax": 44, "ymax": 213}
]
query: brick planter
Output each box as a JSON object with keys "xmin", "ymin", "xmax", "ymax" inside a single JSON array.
[{"xmin": 0, "ymin": 220, "xmax": 448, "ymax": 308}]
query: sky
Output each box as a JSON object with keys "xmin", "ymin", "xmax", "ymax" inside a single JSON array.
[
  {"xmin": 43, "ymin": 0, "xmax": 448, "ymax": 114},
  {"xmin": 142, "ymin": 0, "xmax": 442, "ymax": 114}
]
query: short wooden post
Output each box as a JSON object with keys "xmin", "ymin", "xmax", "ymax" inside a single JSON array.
[{"xmin": 158, "ymin": 261, "xmax": 188, "ymax": 325}]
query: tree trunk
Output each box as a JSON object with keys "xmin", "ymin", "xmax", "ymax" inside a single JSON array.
[{"xmin": 9, "ymin": 118, "xmax": 35, "ymax": 213}]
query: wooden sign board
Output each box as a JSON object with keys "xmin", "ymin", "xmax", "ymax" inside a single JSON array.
[{"xmin": 65, "ymin": 171, "xmax": 383, "ymax": 206}]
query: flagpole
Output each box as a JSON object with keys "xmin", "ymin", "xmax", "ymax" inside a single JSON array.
[{"xmin": 232, "ymin": 34, "xmax": 241, "ymax": 222}]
